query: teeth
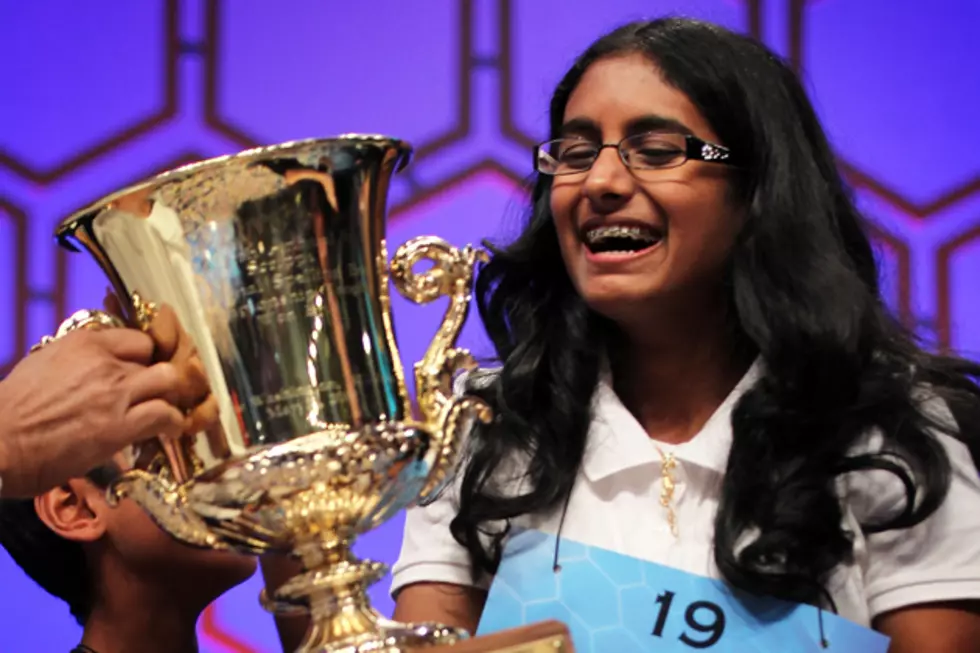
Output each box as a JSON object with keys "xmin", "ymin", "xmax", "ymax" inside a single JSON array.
[{"xmin": 584, "ymin": 225, "xmax": 659, "ymax": 244}]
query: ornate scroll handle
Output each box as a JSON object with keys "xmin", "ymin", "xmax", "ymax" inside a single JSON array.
[
  {"xmin": 31, "ymin": 309, "xmax": 126, "ymax": 353},
  {"xmin": 26, "ymin": 294, "xmax": 220, "ymax": 548},
  {"xmin": 389, "ymin": 236, "xmax": 489, "ymax": 427},
  {"xmin": 30, "ymin": 291, "xmax": 158, "ymax": 354}
]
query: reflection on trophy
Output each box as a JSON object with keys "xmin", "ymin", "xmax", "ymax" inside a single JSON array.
[{"xmin": 52, "ymin": 135, "xmax": 493, "ymax": 652}]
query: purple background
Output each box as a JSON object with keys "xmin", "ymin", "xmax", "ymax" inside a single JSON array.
[{"xmin": 1, "ymin": 0, "xmax": 978, "ymax": 650}]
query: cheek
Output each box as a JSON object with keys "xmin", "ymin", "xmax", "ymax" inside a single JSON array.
[
  {"xmin": 104, "ymin": 501, "xmax": 176, "ymax": 557},
  {"xmin": 550, "ymin": 186, "xmax": 581, "ymax": 252},
  {"xmin": 107, "ymin": 504, "xmax": 256, "ymax": 577},
  {"xmin": 549, "ymin": 185, "xmax": 573, "ymax": 224},
  {"xmin": 663, "ymin": 183, "xmax": 738, "ymax": 253}
]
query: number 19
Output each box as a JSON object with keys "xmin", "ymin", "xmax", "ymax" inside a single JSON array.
[{"xmin": 652, "ymin": 590, "xmax": 726, "ymax": 648}]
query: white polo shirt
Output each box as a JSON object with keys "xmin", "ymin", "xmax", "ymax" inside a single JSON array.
[{"xmin": 391, "ymin": 361, "xmax": 980, "ymax": 627}]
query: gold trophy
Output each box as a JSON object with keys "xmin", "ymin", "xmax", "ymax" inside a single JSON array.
[{"xmin": 49, "ymin": 135, "xmax": 495, "ymax": 652}]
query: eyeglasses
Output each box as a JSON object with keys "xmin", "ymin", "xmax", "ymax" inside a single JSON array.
[{"xmin": 535, "ymin": 132, "xmax": 735, "ymax": 176}]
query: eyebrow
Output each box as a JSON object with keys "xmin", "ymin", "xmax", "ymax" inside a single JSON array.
[
  {"xmin": 558, "ymin": 114, "xmax": 695, "ymax": 139},
  {"xmin": 558, "ymin": 118, "xmax": 601, "ymax": 139}
]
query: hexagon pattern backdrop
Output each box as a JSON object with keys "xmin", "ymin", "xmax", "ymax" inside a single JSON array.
[{"xmin": 1, "ymin": 0, "xmax": 978, "ymax": 650}]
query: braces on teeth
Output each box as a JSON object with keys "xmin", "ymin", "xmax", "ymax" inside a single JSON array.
[{"xmin": 585, "ymin": 225, "xmax": 659, "ymax": 244}]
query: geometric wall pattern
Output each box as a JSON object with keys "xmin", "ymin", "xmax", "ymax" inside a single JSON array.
[{"xmin": 1, "ymin": 0, "xmax": 978, "ymax": 650}]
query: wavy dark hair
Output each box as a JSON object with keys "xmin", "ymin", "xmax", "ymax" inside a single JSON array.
[
  {"xmin": 449, "ymin": 17, "xmax": 980, "ymax": 607},
  {"xmin": 0, "ymin": 465, "xmax": 119, "ymax": 625}
]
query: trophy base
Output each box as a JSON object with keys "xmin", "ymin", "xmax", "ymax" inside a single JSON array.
[
  {"xmin": 111, "ymin": 424, "xmax": 479, "ymax": 652},
  {"xmin": 411, "ymin": 621, "xmax": 574, "ymax": 652},
  {"xmin": 261, "ymin": 546, "xmax": 467, "ymax": 652},
  {"xmin": 298, "ymin": 617, "xmax": 466, "ymax": 653}
]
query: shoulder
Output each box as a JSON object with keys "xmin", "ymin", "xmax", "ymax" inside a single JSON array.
[
  {"xmin": 841, "ymin": 389, "xmax": 980, "ymax": 620},
  {"xmin": 453, "ymin": 365, "xmax": 501, "ymax": 397},
  {"xmin": 450, "ymin": 365, "xmax": 520, "ymax": 478},
  {"xmin": 442, "ymin": 365, "xmax": 529, "ymax": 493},
  {"xmin": 391, "ymin": 366, "xmax": 507, "ymax": 596},
  {"xmin": 842, "ymin": 388, "xmax": 973, "ymax": 520}
]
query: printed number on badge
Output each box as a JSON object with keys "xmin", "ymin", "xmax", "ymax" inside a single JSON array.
[{"xmin": 651, "ymin": 590, "xmax": 725, "ymax": 648}]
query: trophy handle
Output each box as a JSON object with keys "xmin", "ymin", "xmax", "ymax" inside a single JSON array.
[
  {"xmin": 31, "ymin": 293, "xmax": 202, "ymax": 484},
  {"xmin": 29, "ymin": 294, "xmax": 221, "ymax": 548},
  {"xmin": 390, "ymin": 236, "xmax": 493, "ymax": 498},
  {"xmin": 30, "ymin": 307, "xmax": 127, "ymax": 352},
  {"xmin": 30, "ymin": 293, "xmax": 153, "ymax": 350}
]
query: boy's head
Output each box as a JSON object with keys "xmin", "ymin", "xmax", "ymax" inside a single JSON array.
[{"xmin": 0, "ymin": 454, "xmax": 256, "ymax": 625}]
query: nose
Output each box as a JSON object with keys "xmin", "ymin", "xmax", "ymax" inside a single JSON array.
[{"xmin": 582, "ymin": 146, "xmax": 635, "ymax": 211}]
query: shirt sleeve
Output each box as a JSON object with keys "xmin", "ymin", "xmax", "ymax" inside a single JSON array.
[
  {"xmin": 389, "ymin": 369, "xmax": 499, "ymax": 598},
  {"xmin": 389, "ymin": 479, "xmax": 492, "ymax": 598},
  {"xmin": 852, "ymin": 396, "xmax": 980, "ymax": 619}
]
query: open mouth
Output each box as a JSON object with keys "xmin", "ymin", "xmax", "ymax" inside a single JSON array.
[{"xmin": 582, "ymin": 224, "xmax": 664, "ymax": 256}]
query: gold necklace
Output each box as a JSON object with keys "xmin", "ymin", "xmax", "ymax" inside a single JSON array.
[{"xmin": 654, "ymin": 445, "xmax": 679, "ymax": 538}]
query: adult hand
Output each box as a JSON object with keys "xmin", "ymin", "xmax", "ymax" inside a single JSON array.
[{"xmin": 0, "ymin": 304, "xmax": 214, "ymax": 497}]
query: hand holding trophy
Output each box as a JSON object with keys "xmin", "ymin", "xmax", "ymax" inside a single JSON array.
[{"xmin": 43, "ymin": 136, "xmax": 571, "ymax": 652}]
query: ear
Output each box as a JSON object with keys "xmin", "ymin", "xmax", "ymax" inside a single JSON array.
[{"xmin": 34, "ymin": 479, "xmax": 107, "ymax": 544}]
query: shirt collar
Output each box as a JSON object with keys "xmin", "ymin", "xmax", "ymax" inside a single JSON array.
[{"xmin": 582, "ymin": 357, "xmax": 764, "ymax": 482}]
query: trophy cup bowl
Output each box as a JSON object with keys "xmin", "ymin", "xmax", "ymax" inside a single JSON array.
[{"xmin": 50, "ymin": 135, "xmax": 492, "ymax": 652}]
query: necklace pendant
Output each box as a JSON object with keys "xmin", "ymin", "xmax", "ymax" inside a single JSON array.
[{"xmin": 654, "ymin": 447, "xmax": 680, "ymax": 538}]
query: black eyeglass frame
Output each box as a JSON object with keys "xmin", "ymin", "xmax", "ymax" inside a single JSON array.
[{"xmin": 534, "ymin": 133, "xmax": 736, "ymax": 176}]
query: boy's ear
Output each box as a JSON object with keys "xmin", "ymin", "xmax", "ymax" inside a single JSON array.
[{"xmin": 34, "ymin": 479, "xmax": 106, "ymax": 543}]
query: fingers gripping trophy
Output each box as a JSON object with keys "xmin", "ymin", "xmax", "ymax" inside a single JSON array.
[{"xmin": 44, "ymin": 136, "xmax": 492, "ymax": 652}]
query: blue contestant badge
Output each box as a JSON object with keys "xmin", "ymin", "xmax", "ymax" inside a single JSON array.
[{"xmin": 477, "ymin": 530, "xmax": 890, "ymax": 652}]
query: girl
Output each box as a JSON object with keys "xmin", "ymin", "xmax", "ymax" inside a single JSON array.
[{"xmin": 390, "ymin": 17, "xmax": 980, "ymax": 653}]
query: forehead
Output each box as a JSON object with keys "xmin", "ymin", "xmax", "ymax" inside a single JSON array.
[{"xmin": 561, "ymin": 53, "xmax": 718, "ymax": 142}]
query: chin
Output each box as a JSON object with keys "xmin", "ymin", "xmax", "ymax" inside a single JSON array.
[
  {"xmin": 175, "ymin": 550, "xmax": 258, "ymax": 606},
  {"xmin": 156, "ymin": 544, "xmax": 258, "ymax": 594},
  {"xmin": 192, "ymin": 549, "xmax": 259, "ymax": 582},
  {"xmin": 580, "ymin": 284, "xmax": 662, "ymax": 319},
  {"xmin": 582, "ymin": 278, "xmax": 725, "ymax": 335}
]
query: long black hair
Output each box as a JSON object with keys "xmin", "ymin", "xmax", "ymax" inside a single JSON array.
[{"xmin": 450, "ymin": 17, "xmax": 980, "ymax": 607}]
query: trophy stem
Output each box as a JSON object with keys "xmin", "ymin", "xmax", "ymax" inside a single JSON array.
[{"xmin": 268, "ymin": 537, "xmax": 467, "ymax": 652}]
